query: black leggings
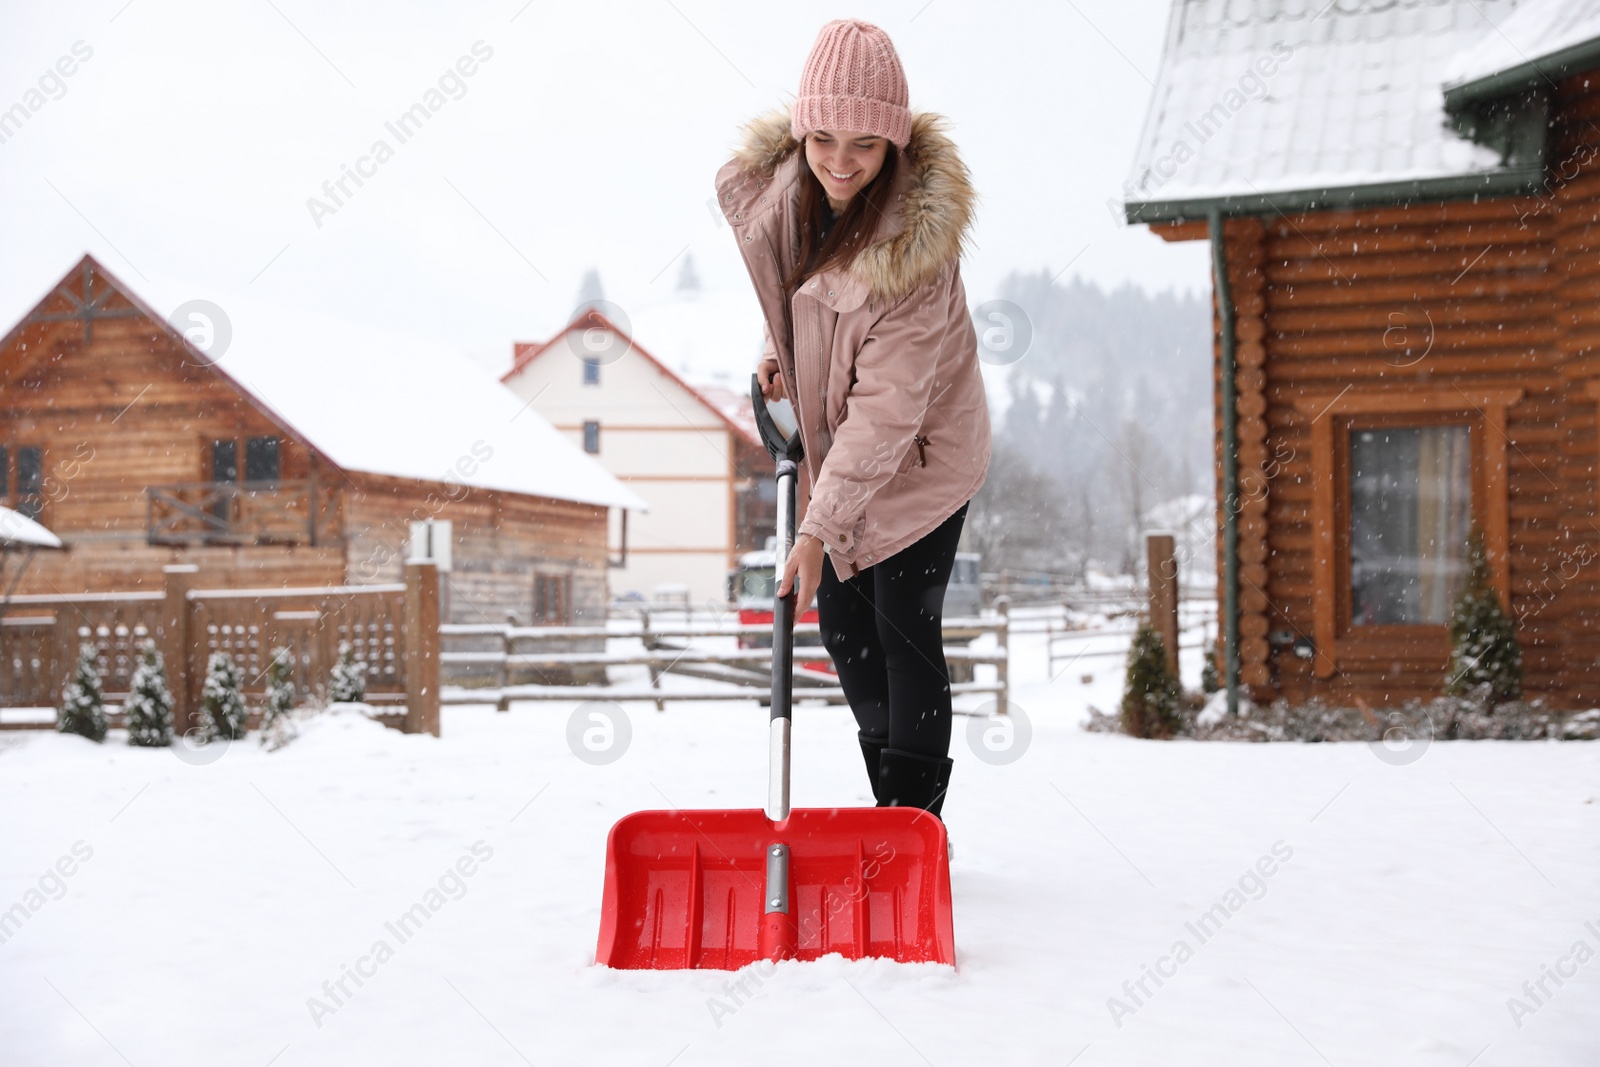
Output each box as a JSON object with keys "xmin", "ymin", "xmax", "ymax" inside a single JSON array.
[{"xmin": 815, "ymin": 501, "xmax": 969, "ymax": 758}]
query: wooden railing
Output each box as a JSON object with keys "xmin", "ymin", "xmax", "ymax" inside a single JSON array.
[
  {"xmin": 144, "ymin": 479, "xmax": 339, "ymax": 546},
  {"xmin": 438, "ymin": 601, "xmax": 1011, "ymax": 714},
  {"xmin": 0, "ymin": 561, "xmax": 440, "ymax": 736}
]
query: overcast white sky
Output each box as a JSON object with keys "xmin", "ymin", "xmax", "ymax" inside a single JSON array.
[{"xmin": 0, "ymin": 0, "xmax": 1209, "ymax": 379}]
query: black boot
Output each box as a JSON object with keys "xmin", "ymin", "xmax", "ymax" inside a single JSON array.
[
  {"xmin": 876, "ymin": 747, "xmax": 954, "ymax": 819},
  {"xmin": 858, "ymin": 733, "xmax": 888, "ymax": 804}
]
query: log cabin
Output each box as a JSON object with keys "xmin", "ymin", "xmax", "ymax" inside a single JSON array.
[
  {"xmin": 0, "ymin": 254, "xmax": 646, "ymax": 627},
  {"xmin": 1126, "ymin": 0, "xmax": 1600, "ymax": 708}
]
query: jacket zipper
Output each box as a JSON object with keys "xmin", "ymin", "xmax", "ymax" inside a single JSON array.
[
  {"xmin": 814, "ymin": 299, "xmax": 826, "ymax": 451},
  {"xmin": 913, "ymin": 433, "xmax": 929, "ymax": 467}
]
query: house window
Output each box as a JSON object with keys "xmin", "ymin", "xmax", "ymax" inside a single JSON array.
[
  {"xmin": 583, "ymin": 357, "xmax": 600, "ymax": 385},
  {"xmin": 1348, "ymin": 425, "xmax": 1472, "ymax": 626},
  {"xmin": 245, "ymin": 436, "xmax": 281, "ymax": 482},
  {"xmin": 533, "ymin": 572, "xmax": 572, "ymax": 625},
  {"xmin": 211, "ymin": 440, "xmax": 238, "ymax": 482},
  {"xmin": 210, "ymin": 439, "xmax": 237, "ymax": 524},
  {"xmin": 2, "ymin": 445, "xmax": 44, "ymax": 520},
  {"xmin": 1293, "ymin": 387, "xmax": 1520, "ymax": 680},
  {"xmin": 583, "ymin": 420, "xmax": 600, "ymax": 454}
]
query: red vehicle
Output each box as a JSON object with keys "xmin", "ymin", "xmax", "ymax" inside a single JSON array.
[{"xmin": 729, "ymin": 546, "xmax": 836, "ymax": 675}]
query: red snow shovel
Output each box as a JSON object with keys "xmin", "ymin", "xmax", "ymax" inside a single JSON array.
[{"xmin": 593, "ymin": 376, "xmax": 955, "ymax": 970}]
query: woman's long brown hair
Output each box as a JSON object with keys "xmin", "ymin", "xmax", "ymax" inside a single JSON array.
[{"xmin": 781, "ymin": 135, "xmax": 900, "ymax": 294}]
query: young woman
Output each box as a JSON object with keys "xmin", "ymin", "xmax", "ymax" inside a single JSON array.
[{"xmin": 714, "ymin": 19, "xmax": 991, "ymax": 818}]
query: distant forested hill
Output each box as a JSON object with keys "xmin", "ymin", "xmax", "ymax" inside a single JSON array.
[{"xmin": 966, "ymin": 272, "xmax": 1213, "ymax": 578}]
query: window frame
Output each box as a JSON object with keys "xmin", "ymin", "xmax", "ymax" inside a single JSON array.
[
  {"xmin": 2, "ymin": 444, "xmax": 44, "ymax": 520},
  {"xmin": 582, "ymin": 420, "xmax": 600, "ymax": 454},
  {"xmin": 244, "ymin": 435, "xmax": 281, "ymax": 483},
  {"xmin": 1293, "ymin": 387, "xmax": 1521, "ymax": 679},
  {"xmin": 1341, "ymin": 414, "xmax": 1478, "ymax": 632},
  {"xmin": 212, "ymin": 435, "xmax": 282, "ymax": 484}
]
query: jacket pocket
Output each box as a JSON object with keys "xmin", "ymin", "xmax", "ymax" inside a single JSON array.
[{"xmin": 895, "ymin": 433, "xmax": 930, "ymax": 474}]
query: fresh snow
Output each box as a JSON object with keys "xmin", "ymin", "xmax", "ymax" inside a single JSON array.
[
  {"xmin": 1125, "ymin": 0, "xmax": 1513, "ymax": 208},
  {"xmin": 1446, "ymin": 0, "xmax": 1600, "ymax": 91},
  {"xmin": 1, "ymin": 623, "xmax": 1596, "ymax": 1065},
  {"xmin": 0, "ymin": 504, "xmax": 63, "ymax": 549}
]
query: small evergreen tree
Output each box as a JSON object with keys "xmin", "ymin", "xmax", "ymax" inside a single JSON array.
[
  {"xmin": 259, "ymin": 646, "xmax": 298, "ymax": 750},
  {"xmin": 1447, "ymin": 527, "xmax": 1523, "ymax": 703},
  {"xmin": 1200, "ymin": 637, "xmax": 1221, "ymax": 694},
  {"xmin": 1121, "ymin": 620, "xmax": 1183, "ymax": 739},
  {"xmin": 124, "ymin": 640, "xmax": 174, "ymax": 748},
  {"xmin": 58, "ymin": 642, "xmax": 108, "ymax": 743},
  {"xmin": 328, "ymin": 641, "xmax": 367, "ymax": 704},
  {"xmin": 196, "ymin": 651, "xmax": 248, "ymax": 741}
]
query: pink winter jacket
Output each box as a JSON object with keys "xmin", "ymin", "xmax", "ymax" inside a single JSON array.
[{"xmin": 714, "ymin": 105, "xmax": 992, "ymax": 581}]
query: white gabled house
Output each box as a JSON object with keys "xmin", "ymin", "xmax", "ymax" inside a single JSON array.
[{"xmin": 502, "ymin": 308, "xmax": 773, "ymax": 607}]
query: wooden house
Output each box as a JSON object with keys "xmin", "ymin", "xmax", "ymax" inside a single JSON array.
[
  {"xmin": 1126, "ymin": 0, "xmax": 1600, "ymax": 708},
  {"xmin": 0, "ymin": 254, "xmax": 645, "ymax": 627},
  {"xmin": 502, "ymin": 308, "xmax": 773, "ymax": 607}
]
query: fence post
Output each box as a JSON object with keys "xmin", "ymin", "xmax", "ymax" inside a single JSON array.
[
  {"xmin": 404, "ymin": 559, "xmax": 441, "ymax": 737},
  {"xmin": 498, "ymin": 610, "xmax": 515, "ymax": 713},
  {"xmin": 1146, "ymin": 533, "xmax": 1180, "ymax": 675},
  {"xmin": 639, "ymin": 605, "xmax": 664, "ymax": 712},
  {"xmin": 994, "ymin": 595, "xmax": 1010, "ymax": 717},
  {"xmin": 162, "ymin": 564, "xmax": 198, "ymax": 737}
]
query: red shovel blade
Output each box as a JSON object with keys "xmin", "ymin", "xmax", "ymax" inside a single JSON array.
[{"xmin": 596, "ymin": 807, "xmax": 954, "ymax": 970}]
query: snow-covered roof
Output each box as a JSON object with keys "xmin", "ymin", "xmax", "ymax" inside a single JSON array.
[
  {"xmin": 507, "ymin": 306, "xmax": 763, "ymax": 450},
  {"xmin": 1125, "ymin": 0, "xmax": 1525, "ymax": 219},
  {"xmin": 0, "ymin": 506, "xmax": 63, "ymax": 550},
  {"xmin": 5, "ymin": 257, "xmax": 646, "ymax": 513},
  {"xmin": 1445, "ymin": 0, "xmax": 1600, "ymax": 99}
]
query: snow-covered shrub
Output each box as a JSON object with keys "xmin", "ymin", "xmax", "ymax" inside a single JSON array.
[
  {"xmin": 328, "ymin": 641, "xmax": 367, "ymax": 704},
  {"xmin": 1447, "ymin": 527, "xmax": 1522, "ymax": 704},
  {"xmin": 124, "ymin": 640, "xmax": 174, "ymax": 748},
  {"xmin": 259, "ymin": 646, "xmax": 299, "ymax": 751},
  {"xmin": 196, "ymin": 651, "xmax": 248, "ymax": 742},
  {"xmin": 58, "ymin": 642, "xmax": 108, "ymax": 743},
  {"xmin": 1121, "ymin": 620, "xmax": 1182, "ymax": 739}
]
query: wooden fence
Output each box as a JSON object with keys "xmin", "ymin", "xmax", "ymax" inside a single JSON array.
[
  {"xmin": 437, "ymin": 600, "xmax": 1012, "ymax": 714},
  {"xmin": 1, "ymin": 559, "xmax": 1013, "ymax": 733},
  {"xmin": 0, "ymin": 560, "xmax": 441, "ymax": 736}
]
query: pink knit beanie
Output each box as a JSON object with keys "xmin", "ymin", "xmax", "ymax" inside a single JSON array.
[{"xmin": 790, "ymin": 19, "xmax": 912, "ymax": 150}]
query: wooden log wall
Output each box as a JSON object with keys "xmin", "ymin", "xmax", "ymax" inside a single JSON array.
[
  {"xmin": 1242, "ymin": 191, "xmax": 1562, "ymax": 707},
  {"xmin": 1548, "ymin": 72, "xmax": 1600, "ymax": 705},
  {"xmin": 341, "ymin": 471, "xmax": 609, "ymax": 628}
]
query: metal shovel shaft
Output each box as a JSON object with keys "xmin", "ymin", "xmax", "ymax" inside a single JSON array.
[{"xmin": 767, "ymin": 459, "xmax": 797, "ymax": 823}]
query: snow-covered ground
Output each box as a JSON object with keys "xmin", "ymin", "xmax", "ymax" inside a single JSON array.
[{"xmin": 2, "ymin": 624, "xmax": 1597, "ymax": 1066}]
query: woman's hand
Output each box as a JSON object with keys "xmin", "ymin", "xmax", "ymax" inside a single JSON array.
[
  {"xmin": 757, "ymin": 356, "xmax": 786, "ymax": 402},
  {"xmin": 775, "ymin": 533, "xmax": 825, "ymax": 614}
]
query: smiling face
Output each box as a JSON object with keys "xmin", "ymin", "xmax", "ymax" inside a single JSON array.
[{"xmin": 804, "ymin": 128, "xmax": 888, "ymax": 211}]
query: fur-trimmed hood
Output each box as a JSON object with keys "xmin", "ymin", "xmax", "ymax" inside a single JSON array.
[
  {"xmin": 713, "ymin": 103, "xmax": 991, "ymax": 580},
  {"xmin": 725, "ymin": 103, "xmax": 976, "ymax": 305}
]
